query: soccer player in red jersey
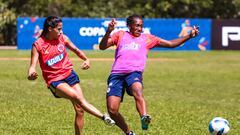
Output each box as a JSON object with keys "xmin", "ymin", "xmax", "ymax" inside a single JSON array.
[{"xmin": 27, "ymin": 16, "xmax": 115, "ymax": 135}]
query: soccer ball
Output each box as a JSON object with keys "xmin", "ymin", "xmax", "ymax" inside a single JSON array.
[{"xmin": 209, "ymin": 117, "xmax": 230, "ymax": 135}]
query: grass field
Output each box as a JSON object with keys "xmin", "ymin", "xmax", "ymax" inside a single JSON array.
[{"xmin": 0, "ymin": 50, "xmax": 239, "ymax": 135}]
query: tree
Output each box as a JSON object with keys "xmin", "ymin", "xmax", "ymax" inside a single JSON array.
[
  {"xmin": 0, "ymin": 1, "xmax": 16, "ymax": 45},
  {"xmin": 1, "ymin": 0, "xmax": 240, "ymax": 45}
]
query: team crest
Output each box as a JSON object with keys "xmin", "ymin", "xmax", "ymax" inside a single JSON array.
[{"xmin": 57, "ymin": 44, "xmax": 64, "ymax": 52}]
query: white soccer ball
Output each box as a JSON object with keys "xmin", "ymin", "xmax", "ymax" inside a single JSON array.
[{"xmin": 209, "ymin": 117, "xmax": 230, "ymax": 135}]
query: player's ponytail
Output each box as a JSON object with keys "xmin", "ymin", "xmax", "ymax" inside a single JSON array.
[{"xmin": 40, "ymin": 16, "xmax": 62, "ymax": 38}]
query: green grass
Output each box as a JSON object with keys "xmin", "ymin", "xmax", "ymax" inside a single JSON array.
[{"xmin": 0, "ymin": 50, "xmax": 239, "ymax": 135}]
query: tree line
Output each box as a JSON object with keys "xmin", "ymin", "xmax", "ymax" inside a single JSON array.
[{"xmin": 1, "ymin": 0, "xmax": 240, "ymax": 45}]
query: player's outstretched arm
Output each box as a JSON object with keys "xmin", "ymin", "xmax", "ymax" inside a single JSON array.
[
  {"xmin": 65, "ymin": 37, "xmax": 90, "ymax": 70},
  {"xmin": 99, "ymin": 19, "xmax": 117, "ymax": 50},
  {"xmin": 157, "ymin": 26, "xmax": 199, "ymax": 48},
  {"xmin": 28, "ymin": 45, "xmax": 39, "ymax": 80}
]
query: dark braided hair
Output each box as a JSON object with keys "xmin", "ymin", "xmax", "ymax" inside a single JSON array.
[
  {"xmin": 40, "ymin": 16, "xmax": 62, "ymax": 37},
  {"xmin": 126, "ymin": 14, "xmax": 143, "ymax": 26}
]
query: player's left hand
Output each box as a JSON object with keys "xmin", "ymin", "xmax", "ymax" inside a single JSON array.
[
  {"xmin": 81, "ymin": 59, "xmax": 90, "ymax": 70},
  {"xmin": 190, "ymin": 26, "xmax": 200, "ymax": 38},
  {"xmin": 28, "ymin": 72, "xmax": 38, "ymax": 80}
]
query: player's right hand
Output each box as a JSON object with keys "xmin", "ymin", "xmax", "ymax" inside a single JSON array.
[
  {"xmin": 28, "ymin": 72, "xmax": 38, "ymax": 80},
  {"xmin": 80, "ymin": 59, "xmax": 90, "ymax": 70},
  {"xmin": 107, "ymin": 18, "xmax": 117, "ymax": 32}
]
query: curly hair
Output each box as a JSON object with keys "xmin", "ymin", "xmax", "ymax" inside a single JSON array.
[{"xmin": 126, "ymin": 14, "xmax": 143, "ymax": 26}]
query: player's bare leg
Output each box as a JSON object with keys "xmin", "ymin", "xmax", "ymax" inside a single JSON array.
[
  {"xmin": 55, "ymin": 83, "xmax": 103, "ymax": 117},
  {"xmin": 55, "ymin": 83, "xmax": 115, "ymax": 125},
  {"xmin": 107, "ymin": 96, "xmax": 132, "ymax": 134},
  {"xmin": 131, "ymin": 82, "xmax": 147, "ymax": 116},
  {"xmin": 72, "ymin": 102, "xmax": 84, "ymax": 135},
  {"xmin": 131, "ymin": 82, "xmax": 151, "ymax": 130}
]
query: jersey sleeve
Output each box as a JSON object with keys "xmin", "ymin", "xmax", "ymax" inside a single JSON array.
[
  {"xmin": 33, "ymin": 38, "xmax": 42, "ymax": 52},
  {"xmin": 145, "ymin": 34, "xmax": 161, "ymax": 49},
  {"xmin": 111, "ymin": 30, "xmax": 125, "ymax": 46}
]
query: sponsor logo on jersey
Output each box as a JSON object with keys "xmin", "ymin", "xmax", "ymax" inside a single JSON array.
[
  {"xmin": 46, "ymin": 53, "xmax": 64, "ymax": 66},
  {"xmin": 44, "ymin": 50, "xmax": 49, "ymax": 55},
  {"xmin": 122, "ymin": 42, "xmax": 140, "ymax": 50}
]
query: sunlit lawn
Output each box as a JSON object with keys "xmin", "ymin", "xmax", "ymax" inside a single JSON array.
[{"xmin": 0, "ymin": 50, "xmax": 239, "ymax": 135}]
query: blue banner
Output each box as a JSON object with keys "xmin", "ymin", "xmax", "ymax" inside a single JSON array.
[{"xmin": 17, "ymin": 17, "xmax": 211, "ymax": 51}]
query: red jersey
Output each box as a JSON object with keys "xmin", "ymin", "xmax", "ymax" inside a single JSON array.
[{"xmin": 34, "ymin": 34, "xmax": 73, "ymax": 86}]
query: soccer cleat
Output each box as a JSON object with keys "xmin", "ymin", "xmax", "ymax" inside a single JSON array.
[
  {"xmin": 126, "ymin": 131, "xmax": 135, "ymax": 135},
  {"xmin": 102, "ymin": 114, "xmax": 115, "ymax": 126},
  {"xmin": 141, "ymin": 114, "xmax": 151, "ymax": 130}
]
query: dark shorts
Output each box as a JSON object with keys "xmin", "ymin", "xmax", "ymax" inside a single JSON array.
[
  {"xmin": 106, "ymin": 71, "xmax": 143, "ymax": 101},
  {"xmin": 48, "ymin": 70, "xmax": 80, "ymax": 98}
]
